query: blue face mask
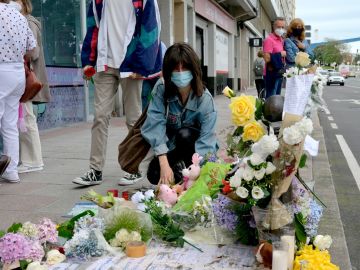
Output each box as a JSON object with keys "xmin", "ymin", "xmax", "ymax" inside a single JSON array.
[{"xmin": 171, "ymin": 71, "xmax": 193, "ymax": 89}]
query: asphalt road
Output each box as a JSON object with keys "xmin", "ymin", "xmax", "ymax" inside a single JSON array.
[{"xmin": 319, "ymin": 77, "xmax": 360, "ymax": 270}]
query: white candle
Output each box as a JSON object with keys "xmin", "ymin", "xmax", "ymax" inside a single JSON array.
[
  {"xmin": 272, "ymin": 250, "xmax": 288, "ymax": 270},
  {"xmin": 281, "ymin": 235, "xmax": 295, "ymax": 270}
]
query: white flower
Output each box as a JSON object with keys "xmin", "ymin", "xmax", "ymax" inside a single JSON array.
[
  {"xmin": 251, "ymin": 186, "xmax": 265, "ymax": 200},
  {"xmin": 251, "ymin": 134, "xmax": 279, "ymax": 156},
  {"xmin": 283, "ymin": 126, "xmax": 303, "ymax": 145},
  {"xmin": 129, "ymin": 231, "xmax": 142, "ymax": 242},
  {"xmin": 295, "ymin": 52, "xmax": 311, "ymax": 67},
  {"xmin": 144, "ymin": 190, "xmax": 155, "ymax": 200},
  {"xmin": 313, "ymin": 235, "xmax": 332, "ymax": 250},
  {"xmin": 250, "ymin": 153, "xmax": 265, "ymax": 166},
  {"xmin": 236, "ymin": 187, "xmax": 249, "ymax": 199},
  {"xmin": 242, "ymin": 166, "xmax": 254, "ymax": 182},
  {"xmin": 229, "ymin": 173, "xmax": 242, "ymax": 188},
  {"xmin": 284, "ymin": 66, "xmax": 299, "ymax": 78},
  {"xmin": 131, "ymin": 191, "xmax": 145, "ymax": 204},
  {"xmin": 46, "ymin": 249, "xmax": 66, "ymax": 266},
  {"xmin": 26, "ymin": 261, "xmax": 48, "ymax": 270},
  {"xmin": 296, "ymin": 118, "xmax": 313, "ymax": 137},
  {"xmin": 19, "ymin": 221, "xmax": 39, "ymax": 239},
  {"xmin": 265, "ymin": 162, "xmax": 276, "ymax": 175},
  {"xmin": 254, "ymin": 168, "xmax": 266, "ymax": 180},
  {"xmin": 137, "ymin": 203, "xmax": 147, "ymax": 212}
]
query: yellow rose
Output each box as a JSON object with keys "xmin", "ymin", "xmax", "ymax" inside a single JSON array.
[
  {"xmin": 222, "ymin": 86, "xmax": 235, "ymax": 98},
  {"xmin": 229, "ymin": 95, "xmax": 256, "ymax": 126},
  {"xmin": 242, "ymin": 121, "xmax": 265, "ymax": 142},
  {"xmin": 295, "ymin": 52, "xmax": 311, "ymax": 67}
]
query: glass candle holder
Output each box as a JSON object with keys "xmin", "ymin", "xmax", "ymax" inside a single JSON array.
[
  {"xmin": 272, "ymin": 241, "xmax": 289, "ymax": 270},
  {"xmin": 280, "ymin": 226, "xmax": 295, "ymax": 270}
]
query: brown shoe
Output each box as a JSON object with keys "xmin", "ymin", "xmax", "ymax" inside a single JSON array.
[{"xmin": 0, "ymin": 155, "xmax": 11, "ymax": 176}]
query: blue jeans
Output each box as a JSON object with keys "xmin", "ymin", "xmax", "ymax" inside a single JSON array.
[
  {"xmin": 0, "ymin": 136, "xmax": 3, "ymax": 154},
  {"xmin": 265, "ymin": 75, "xmax": 283, "ymax": 99},
  {"xmin": 141, "ymin": 77, "xmax": 159, "ymax": 111}
]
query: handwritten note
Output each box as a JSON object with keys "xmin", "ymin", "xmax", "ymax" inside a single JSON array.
[{"xmin": 283, "ymin": 74, "xmax": 314, "ymax": 116}]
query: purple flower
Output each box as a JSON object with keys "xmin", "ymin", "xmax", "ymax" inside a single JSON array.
[
  {"xmin": 212, "ymin": 195, "xmax": 238, "ymax": 232},
  {"xmin": 0, "ymin": 233, "xmax": 31, "ymax": 264},
  {"xmin": 27, "ymin": 240, "xmax": 45, "ymax": 262},
  {"xmin": 37, "ymin": 218, "xmax": 58, "ymax": 244}
]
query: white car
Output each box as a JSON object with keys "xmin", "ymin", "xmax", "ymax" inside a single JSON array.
[{"xmin": 327, "ymin": 72, "xmax": 345, "ymax": 86}]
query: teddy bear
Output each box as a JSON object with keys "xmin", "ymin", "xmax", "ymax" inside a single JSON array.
[{"xmin": 182, "ymin": 153, "xmax": 203, "ymax": 190}]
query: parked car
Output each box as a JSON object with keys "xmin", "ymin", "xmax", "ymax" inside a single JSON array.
[
  {"xmin": 346, "ymin": 71, "xmax": 356, "ymax": 78},
  {"xmin": 319, "ymin": 70, "xmax": 329, "ymax": 79},
  {"xmin": 327, "ymin": 72, "xmax": 345, "ymax": 86}
]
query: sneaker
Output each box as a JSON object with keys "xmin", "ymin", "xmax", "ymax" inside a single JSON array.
[
  {"xmin": 0, "ymin": 155, "xmax": 11, "ymax": 176},
  {"xmin": 18, "ymin": 164, "xmax": 44, "ymax": 174},
  {"xmin": 1, "ymin": 171, "xmax": 20, "ymax": 183},
  {"xmin": 118, "ymin": 172, "xmax": 143, "ymax": 186},
  {"xmin": 72, "ymin": 169, "xmax": 102, "ymax": 186}
]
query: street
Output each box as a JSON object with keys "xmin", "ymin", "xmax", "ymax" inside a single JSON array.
[{"xmin": 319, "ymin": 77, "xmax": 360, "ymax": 270}]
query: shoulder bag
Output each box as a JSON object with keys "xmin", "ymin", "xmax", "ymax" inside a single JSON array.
[{"xmin": 20, "ymin": 60, "xmax": 43, "ymax": 103}]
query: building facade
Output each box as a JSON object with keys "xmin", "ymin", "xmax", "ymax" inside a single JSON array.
[{"xmin": 30, "ymin": 0, "xmax": 295, "ymax": 130}]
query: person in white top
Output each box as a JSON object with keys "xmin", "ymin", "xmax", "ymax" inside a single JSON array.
[{"xmin": 0, "ymin": 0, "xmax": 36, "ymax": 183}]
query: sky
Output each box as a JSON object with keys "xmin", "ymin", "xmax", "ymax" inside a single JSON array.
[{"xmin": 296, "ymin": 0, "xmax": 360, "ymax": 54}]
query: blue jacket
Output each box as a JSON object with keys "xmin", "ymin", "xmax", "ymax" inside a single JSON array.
[
  {"xmin": 81, "ymin": 0, "xmax": 162, "ymax": 77},
  {"xmin": 284, "ymin": 37, "xmax": 313, "ymax": 67},
  {"xmin": 141, "ymin": 80, "xmax": 219, "ymax": 157}
]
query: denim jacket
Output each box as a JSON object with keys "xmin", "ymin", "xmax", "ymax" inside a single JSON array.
[
  {"xmin": 284, "ymin": 36, "xmax": 313, "ymax": 67},
  {"xmin": 141, "ymin": 79, "xmax": 218, "ymax": 157}
]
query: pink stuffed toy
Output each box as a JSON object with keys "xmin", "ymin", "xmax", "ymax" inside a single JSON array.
[
  {"xmin": 157, "ymin": 184, "xmax": 178, "ymax": 206},
  {"xmin": 182, "ymin": 153, "xmax": 203, "ymax": 190}
]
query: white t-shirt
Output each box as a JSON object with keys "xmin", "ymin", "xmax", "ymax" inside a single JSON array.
[
  {"xmin": 105, "ymin": 0, "xmax": 135, "ymax": 69},
  {"xmin": 0, "ymin": 3, "xmax": 36, "ymax": 63}
]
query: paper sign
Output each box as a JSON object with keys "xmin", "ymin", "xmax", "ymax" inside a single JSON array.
[
  {"xmin": 304, "ymin": 135, "xmax": 319, "ymax": 156},
  {"xmin": 63, "ymin": 202, "xmax": 98, "ymax": 218},
  {"xmin": 283, "ymin": 74, "xmax": 314, "ymax": 116}
]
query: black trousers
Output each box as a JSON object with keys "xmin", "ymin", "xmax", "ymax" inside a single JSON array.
[
  {"xmin": 147, "ymin": 127, "xmax": 200, "ymax": 185},
  {"xmin": 255, "ymin": 78, "xmax": 265, "ymax": 98}
]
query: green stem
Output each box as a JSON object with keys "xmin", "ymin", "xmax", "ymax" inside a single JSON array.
[
  {"xmin": 296, "ymin": 172, "xmax": 327, "ymax": 208},
  {"xmin": 184, "ymin": 239, "xmax": 203, "ymax": 252}
]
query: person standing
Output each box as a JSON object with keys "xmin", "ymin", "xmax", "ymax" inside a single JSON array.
[
  {"xmin": 73, "ymin": 0, "xmax": 162, "ymax": 186},
  {"xmin": 15, "ymin": 0, "xmax": 50, "ymax": 174},
  {"xmin": 253, "ymin": 50, "xmax": 265, "ymax": 98},
  {"xmin": 263, "ymin": 17, "xmax": 286, "ymax": 99},
  {"xmin": 0, "ymin": 0, "xmax": 36, "ymax": 183},
  {"xmin": 284, "ymin": 18, "xmax": 313, "ymax": 67}
]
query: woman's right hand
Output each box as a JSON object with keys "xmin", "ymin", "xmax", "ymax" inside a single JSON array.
[{"xmin": 158, "ymin": 155, "xmax": 174, "ymax": 186}]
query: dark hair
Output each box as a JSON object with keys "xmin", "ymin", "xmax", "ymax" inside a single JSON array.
[{"xmin": 162, "ymin": 42, "xmax": 204, "ymax": 98}]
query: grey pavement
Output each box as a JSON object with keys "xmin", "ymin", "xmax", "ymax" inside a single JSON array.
[{"xmin": 0, "ymin": 88, "xmax": 351, "ymax": 268}]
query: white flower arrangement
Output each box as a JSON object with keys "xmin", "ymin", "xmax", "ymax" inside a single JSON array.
[
  {"xmin": 242, "ymin": 166, "xmax": 255, "ymax": 182},
  {"xmin": 236, "ymin": 186, "xmax": 249, "ymax": 199},
  {"xmin": 249, "ymin": 153, "xmax": 265, "ymax": 166},
  {"xmin": 46, "ymin": 249, "xmax": 66, "ymax": 266},
  {"xmin": 251, "ymin": 134, "xmax": 279, "ymax": 157},
  {"xmin": 283, "ymin": 117, "xmax": 313, "ymax": 145},
  {"xmin": 254, "ymin": 168, "xmax": 266, "ymax": 180},
  {"xmin": 229, "ymin": 172, "xmax": 242, "ymax": 188},
  {"xmin": 131, "ymin": 190, "xmax": 155, "ymax": 211},
  {"xmin": 313, "ymin": 234, "xmax": 332, "ymax": 250},
  {"xmin": 109, "ymin": 229, "xmax": 141, "ymax": 248},
  {"xmin": 251, "ymin": 186, "xmax": 265, "ymax": 200}
]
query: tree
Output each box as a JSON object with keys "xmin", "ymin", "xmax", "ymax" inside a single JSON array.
[
  {"xmin": 313, "ymin": 39, "xmax": 349, "ymax": 65},
  {"xmin": 353, "ymin": 54, "xmax": 360, "ymax": 65}
]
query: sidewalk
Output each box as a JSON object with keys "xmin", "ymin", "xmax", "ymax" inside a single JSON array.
[{"xmin": 0, "ymin": 89, "xmax": 351, "ymax": 269}]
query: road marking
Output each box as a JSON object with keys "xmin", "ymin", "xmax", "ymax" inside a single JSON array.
[
  {"xmin": 346, "ymin": 85, "xmax": 360, "ymax": 89},
  {"xmin": 336, "ymin": 134, "xmax": 360, "ymax": 191},
  {"xmin": 323, "ymin": 107, "xmax": 331, "ymax": 115},
  {"xmin": 328, "ymin": 116, "xmax": 334, "ymax": 121},
  {"xmin": 330, "ymin": 123, "xmax": 338, "ymax": 129},
  {"xmin": 333, "ymin": 98, "xmax": 360, "ymax": 105}
]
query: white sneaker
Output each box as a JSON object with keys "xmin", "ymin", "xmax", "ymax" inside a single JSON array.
[
  {"xmin": 18, "ymin": 164, "xmax": 44, "ymax": 174},
  {"xmin": 118, "ymin": 172, "xmax": 143, "ymax": 186},
  {"xmin": 1, "ymin": 172, "xmax": 20, "ymax": 183}
]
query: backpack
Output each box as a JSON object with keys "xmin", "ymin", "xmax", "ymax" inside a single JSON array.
[{"xmin": 253, "ymin": 59, "xmax": 264, "ymax": 77}]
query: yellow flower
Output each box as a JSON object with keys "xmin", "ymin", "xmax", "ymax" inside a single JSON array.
[
  {"xmin": 222, "ymin": 86, "xmax": 235, "ymax": 98},
  {"xmin": 242, "ymin": 121, "xmax": 265, "ymax": 142},
  {"xmin": 229, "ymin": 95, "xmax": 256, "ymax": 126},
  {"xmin": 293, "ymin": 245, "xmax": 339, "ymax": 270},
  {"xmin": 295, "ymin": 52, "xmax": 311, "ymax": 67}
]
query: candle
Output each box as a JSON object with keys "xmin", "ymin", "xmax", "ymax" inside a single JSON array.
[
  {"xmin": 281, "ymin": 235, "xmax": 295, "ymax": 270},
  {"xmin": 272, "ymin": 250, "xmax": 288, "ymax": 270},
  {"xmin": 107, "ymin": 189, "xmax": 118, "ymax": 197}
]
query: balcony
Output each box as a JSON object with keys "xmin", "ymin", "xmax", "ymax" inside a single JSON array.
[{"xmin": 214, "ymin": 0, "xmax": 258, "ymax": 21}]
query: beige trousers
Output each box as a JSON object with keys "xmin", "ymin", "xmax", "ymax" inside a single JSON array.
[
  {"xmin": 19, "ymin": 101, "xmax": 44, "ymax": 167},
  {"xmin": 90, "ymin": 68, "xmax": 142, "ymax": 171}
]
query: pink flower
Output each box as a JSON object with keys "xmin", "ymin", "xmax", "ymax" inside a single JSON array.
[
  {"xmin": 37, "ymin": 218, "xmax": 58, "ymax": 244},
  {"xmin": 0, "ymin": 233, "xmax": 31, "ymax": 264},
  {"xmin": 28, "ymin": 240, "xmax": 45, "ymax": 262}
]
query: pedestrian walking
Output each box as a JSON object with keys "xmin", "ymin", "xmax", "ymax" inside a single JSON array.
[
  {"xmin": 284, "ymin": 18, "xmax": 313, "ymax": 67},
  {"xmin": 0, "ymin": 0, "xmax": 36, "ymax": 183},
  {"xmin": 120, "ymin": 43, "xmax": 218, "ymax": 186},
  {"xmin": 73, "ymin": 0, "xmax": 162, "ymax": 186},
  {"xmin": 263, "ymin": 17, "xmax": 286, "ymax": 99},
  {"xmin": 253, "ymin": 50, "xmax": 265, "ymax": 98},
  {"xmin": 16, "ymin": 0, "xmax": 50, "ymax": 174}
]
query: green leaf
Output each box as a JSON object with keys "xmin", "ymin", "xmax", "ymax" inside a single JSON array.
[
  {"xmin": 299, "ymin": 154, "xmax": 307, "ymax": 168},
  {"xmin": 295, "ymin": 214, "xmax": 307, "ymax": 245},
  {"xmin": 0, "ymin": 230, "xmax": 5, "ymax": 238},
  {"xmin": 255, "ymin": 98, "xmax": 264, "ymax": 120},
  {"xmin": 7, "ymin": 223, "xmax": 22, "ymax": 233},
  {"xmin": 57, "ymin": 210, "xmax": 95, "ymax": 239},
  {"xmin": 233, "ymin": 126, "xmax": 244, "ymax": 136},
  {"xmin": 20, "ymin": 260, "xmax": 29, "ymax": 270}
]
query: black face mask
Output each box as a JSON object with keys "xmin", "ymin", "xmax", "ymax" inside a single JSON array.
[{"xmin": 293, "ymin": 28, "xmax": 303, "ymax": 37}]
